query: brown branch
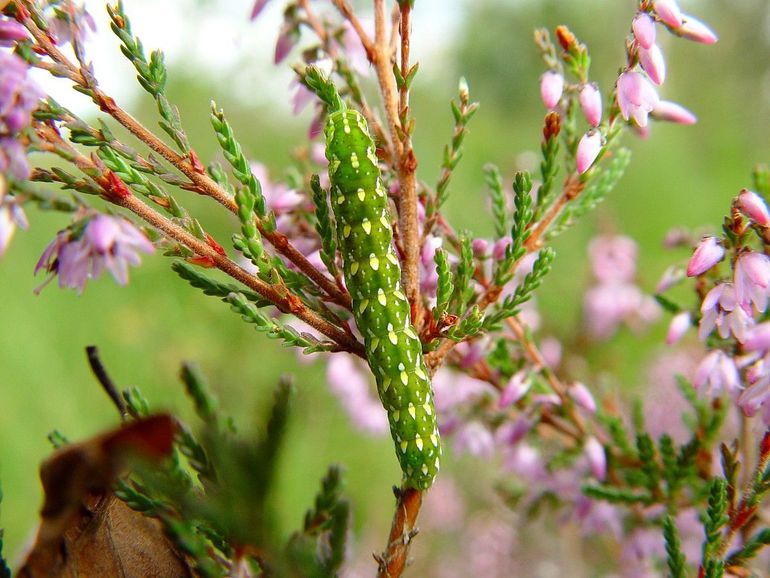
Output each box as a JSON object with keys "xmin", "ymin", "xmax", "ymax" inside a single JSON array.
[
  {"xmin": 376, "ymin": 487, "xmax": 423, "ymax": 578},
  {"xmin": 21, "ymin": 6, "xmax": 352, "ymax": 312}
]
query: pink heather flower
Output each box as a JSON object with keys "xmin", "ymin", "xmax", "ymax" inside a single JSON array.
[
  {"xmin": 454, "ymin": 337, "xmax": 490, "ymax": 369},
  {"xmin": 699, "ymin": 283, "xmax": 753, "ymax": 342},
  {"xmin": 686, "ymin": 236, "xmax": 724, "ymax": 276},
  {"xmin": 47, "ymin": 5, "xmax": 96, "ymax": 46},
  {"xmin": 734, "ymin": 251, "xmax": 770, "ymax": 312},
  {"xmin": 0, "ymin": 18, "xmax": 29, "ymax": 46},
  {"xmin": 290, "ymin": 80, "xmax": 315, "ymax": 115},
  {"xmin": 498, "ymin": 371, "xmax": 530, "ymax": 409},
  {"xmin": 539, "ymin": 336, "xmax": 562, "ymax": 369},
  {"xmin": 693, "ymin": 350, "xmax": 742, "ymax": 398},
  {"xmin": 1, "ymin": 52, "xmax": 44, "ymax": 135},
  {"xmin": 737, "ymin": 359, "xmax": 770, "ymax": 421},
  {"xmin": 35, "ymin": 215, "xmax": 154, "ymax": 293},
  {"xmin": 492, "ymin": 236, "xmax": 511, "ymax": 261},
  {"xmin": 494, "ymin": 414, "xmax": 532, "ymax": 446},
  {"xmin": 337, "ymin": 22, "xmax": 370, "ymax": 77},
  {"xmin": 654, "ymin": 0, "xmax": 683, "ymax": 28},
  {"xmin": 326, "ymin": 354, "xmax": 388, "ymax": 435},
  {"xmin": 616, "ymin": 70, "xmax": 659, "ymax": 127},
  {"xmin": 0, "ymin": 137, "xmax": 30, "ymax": 180},
  {"xmin": 249, "ymin": 163, "xmax": 303, "ymax": 214},
  {"xmin": 737, "ymin": 190, "xmax": 770, "ymax": 226},
  {"xmin": 677, "ymin": 15, "xmax": 718, "ymax": 45},
  {"xmin": 576, "ymin": 130, "xmax": 602, "ymax": 174},
  {"xmin": 632, "ymin": 12, "xmax": 656, "ymax": 49},
  {"xmin": 568, "ymin": 382, "xmax": 596, "ymax": 414},
  {"xmin": 666, "ymin": 311, "xmax": 691, "ymax": 344},
  {"xmin": 274, "ymin": 24, "xmax": 298, "ymax": 64},
  {"xmin": 578, "ymin": 83, "xmax": 602, "ymax": 127},
  {"xmin": 539, "ymin": 71, "xmax": 564, "ymax": 109},
  {"xmin": 589, "ymin": 235, "xmax": 638, "ymax": 283},
  {"xmin": 472, "ymin": 237, "xmax": 489, "ymax": 257},
  {"xmin": 453, "ymin": 421, "xmax": 495, "ymax": 459},
  {"xmin": 656, "ymin": 265, "xmax": 685, "ymax": 294},
  {"xmin": 420, "ymin": 235, "xmax": 443, "ymax": 298},
  {"xmin": 504, "ymin": 443, "xmax": 546, "ymax": 481},
  {"xmin": 650, "ymin": 100, "xmax": 697, "ymax": 125},
  {"xmin": 584, "ymin": 282, "xmax": 660, "ymax": 340},
  {"xmin": 250, "ymin": 0, "xmax": 271, "ymax": 20},
  {"xmin": 0, "ymin": 198, "xmax": 27, "ymax": 257},
  {"xmin": 584, "ymin": 437, "xmax": 606, "ymax": 480},
  {"xmin": 744, "ymin": 322, "xmax": 770, "ymax": 352},
  {"xmin": 638, "ymin": 43, "xmax": 666, "ymax": 85},
  {"xmin": 432, "ymin": 368, "xmax": 494, "ymax": 414}
]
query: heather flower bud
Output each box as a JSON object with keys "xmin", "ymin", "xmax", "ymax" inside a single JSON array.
[
  {"xmin": 540, "ymin": 71, "xmax": 564, "ymax": 110},
  {"xmin": 677, "ymin": 15, "xmax": 718, "ymax": 45},
  {"xmin": 737, "ymin": 189, "xmax": 770, "ymax": 226},
  {"xmin": 0, "ymin": 18, "xmax": 29, "ymax": 46},
  {"xmin": 568, "ymin": 382, "xmax": 596, "ymax": 414},
  {"xmin": 499, "ymin": 371, "xmax": 531, "ymax": 409},
  {"xmin": 638, "ymin": 43, "xmax": 666, "ymax": 85},
  {"xmin": 250, "ymin": 0, "xmax": 270, "ymax": 20},
  {"xmin": 576, "ymin": 130, "xmax": 602, "ymax": 174},
  {"xmin": 584, "ymin": 437, "xmax": 606, "ymax": 480},
  {"xmin": 632, "ymin": 12, "xmax": 656, "ymax": 49},
  {"xmin": 744, "ymin": 322, "xmax": 770, "ymax": 352},
  {"xmin": 654, "ymin": 0, "xmax": 683, "ymax": 28},
  {"xmin": 666, "ymin": 311, "xmax": 691, "ymax": 344},
  {"xmin": 579, "ymin": 83, "xmax": 602, "ymax": 127},
  {"xmin": 650, "ymin": 100, "xmax": 697, "ymax": 125},
  {"xmin": 686, "ymin": 236, "xmax": 724, "ymax": 277}
]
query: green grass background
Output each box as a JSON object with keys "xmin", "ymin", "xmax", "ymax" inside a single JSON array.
[{"xmin": 1, "ymin": 0, "xmax": 769, "ymax": 563}]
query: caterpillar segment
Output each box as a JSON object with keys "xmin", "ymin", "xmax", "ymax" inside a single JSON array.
[{"xmin": 325, "ymin": 108, "xmax": 441, "ymax": 489}]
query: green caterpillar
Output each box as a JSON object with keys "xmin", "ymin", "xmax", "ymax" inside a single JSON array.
[{"xmin": 324, "ymin": 108, "xmax": 440, "ymax": 490}]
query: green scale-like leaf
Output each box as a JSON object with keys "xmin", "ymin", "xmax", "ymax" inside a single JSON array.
[{"xmin": 325, "ymin": 109, "xmax": 441, "ymax": 489}]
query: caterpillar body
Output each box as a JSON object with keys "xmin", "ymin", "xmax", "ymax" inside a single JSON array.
[{"xmin": 324, "ymin": 109, "xmax": 440, "ymax": 490}]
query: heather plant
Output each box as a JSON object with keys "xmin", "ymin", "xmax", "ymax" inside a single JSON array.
[{"xmin": 1, "ymin": 0, "xmax": 770, "ymax": 576}]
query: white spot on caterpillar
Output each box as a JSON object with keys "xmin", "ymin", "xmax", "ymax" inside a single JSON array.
[
  {"xmin": 343, "ymin": 117, "xmax": 351, "ymax": 134},
  {"xmin": 423, "ymin": 403, "xmax": 433, "ymax": 416},
  {"xmin": 400, "ymin": 440, "xmax": 408, "ymax": 452},
  {"xmin": 430, "ymin": 434, "xmax": 439, "ymax": 447},
  {"xmin": 415, "ymin": 436, "xmax": 424, "ymax": 451},
  {"xmin": 378, "ymin": 289, "xmax": 387, "ymax": 306},
  {"xmin": 343, "ymin": 224, "xmax": 351, "ymax": 238},
  {"xmin": 350, "ymin": 261, "xmax": 359, "ymax": 275},
  {"xmin": 434, "ymin": 457, "xmax": 440, "ymax": 471},
  {"xmin": 408, "ymin": 404, "xmax": 416, "ymax": 420},
  {"xmin": 380, "ymin": 215, "xmax": 390, "ymax": 228},
  {"xmin": 382, "ymin": 376, "xmax": 392, "ymax": 391},
  {"xmin": 389, "ymin": 329, "xmax": 398, "ymax": 345},
  {"xmin": 336, "ymin": 194, "xmax": 345, "ymax": 205},
  {"xmin": 404, "ymin": 327, "xmax": 417, "ymax": 340},
  {"xmin": 387, "ymin": 252, "xmax": 400, "ymax": 266},
  {"xmin": 359, "ymin": 299, "xmax": 369, "ymax": 313},
  {"xmin": 415, "ymin": 366, "xmax": 427, "ymax": 381},
  {"xmin": 366, "ymin": 145, "xmax": 378, "ymax": 165},
  {"xmin": 350, "ymin": 152, "xmax": 360, "ymax": 169},
  {"xmin": 362, "ymin": 219, "xmax": 372, "ymax": 235},
  {"xmin": 400, "ymin": 371, "xmax": 408, "ymax": 385},
  {"xmin": 329, "ymin": 158, "xmax": 340, "ymax": 174},
  {"xmin": 357, "ymin": 188, "xmax": 366, "ymax": 201},
  {"xmin": 393, "ymin": 289, "xmax": 406, "ymax": 301},
  {"xmin": 422, "ymin": 464, "xmax": 429, "ymax": 476},
  {"xmin": 392, "ymin": 409, "xmax": 400, "ymax": 422},
  {"xmin": 370, "ymin": 337, "xmax": 379, "ymax": 351},
  {"xmin": 369, "ymin": 254, "xmax": 380, "ymax": 271}
]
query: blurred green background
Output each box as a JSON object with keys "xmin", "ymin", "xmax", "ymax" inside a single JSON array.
[{"xmin": 1, "ymin": 0, "xmax": 769, "ymax": 565}]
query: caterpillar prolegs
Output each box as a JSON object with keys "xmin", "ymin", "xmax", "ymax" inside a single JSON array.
[{"xmin": 324, "ymin": 109, "xmax": 441, "ymax": 490}]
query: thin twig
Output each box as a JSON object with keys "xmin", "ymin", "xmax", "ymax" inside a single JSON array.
[
  {"xmin": 86, "ymin": 345, "xmax": 127, "ymax": 420},
  {"xmin": 376, "ymin": 487, "xmax": 423, "ymax": 578},
  {"xmin": 21, "ymin": 6, "xmax": 352, "ymax": 311}
]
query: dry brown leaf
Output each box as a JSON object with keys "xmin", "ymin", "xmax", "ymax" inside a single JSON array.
[{"xmin": 17, "ymin": 415, "xmax": 193, "ymax": 578}]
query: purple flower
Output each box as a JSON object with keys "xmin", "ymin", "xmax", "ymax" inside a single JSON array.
[
  {"xmin": 498, "ymin": 371, "xmax": 530, "ymax": 409},
  {"xmin": 584, "ymin": 437, "xmax": 606, "ymax": 480},
  {"xmin": 0, "ymin": 18, "xmax": 29, "ymax": 47},
  {"xmin": 274, "ymin": 24, "xmax": 299, "ymax": 64},
  {"xmin": 616, "ymin": 71, "xmax": 659, "ymax": 127},
  {"xmin": 686, "ymin": 236, "xmax": 724, "ymax": 276},
  {"xmin": 453, "ymin": 421, "xmax": 495, "ymax": 459},
  {"xmin": 584, "ymin": 282, "xmax": 660, "ymax": 340},
  {"xmin": 0, "ymin": 52, "xmax": 44, "ymax": 135},
  {"xmin": 47, "ymin": 5, "xmax": 96, "ymax": 46},
  {"xmin": 666, "ymin": 311, "xmax": 691, "ymax": 344},
  {"xmin": 0, "ymin": 196, "xmax": 27, "ymax": 257},
  {"xmin": 250, "ymin": 0, "xmax": 271, "ymax": 20},
  {"xmin": 693, "ymin": 350, "xmax": 742, "ymax": 398},
  {"xmin": 654, "ymin": 0, "xmax": 683, "ymax": 28},
  {"xmin": 578, "ymin": 83, "xmax": 602, "ymax": 127},
  {"xmin": 698, "ymin": 283, "xmax": 753, "ymax": 342},
  {"xmin": 734, "ymin": 251, "xmax": 770, "ymax": 312},
  {"xmin": 638, "ymin": 43, "xmax": 666, "ymax": 85},
  {"xmin": 290, "ymin": 80, "xmax": 316, "ymax": 116},
  {"xmin": 568, "ymin": 382, "xmax": 596, "ymax": 413},
  {"xmin": 576, "ymin": 130, "xmax": 602, "ymax": 174},
  {"xmin": 35, "ymin": 214, "xmax": 154, "ymax": 293},
  {"xmin": 419, "ymin": 235, "xmax": 443, "ymax": 299},
  {"xmin": 744, "ymin": 322, "xmax": 770, "ymax": 352},
  {"xmin": 656, "ymin": 265, "xmax": 685, "ymax": 294},
  {"xmin": 326, "ymin": 354, "xmax": 388, "ymax": 435},
  {"xmin": 494, "ymin": 414, "xmax": 532, "ymax": 446},
  {"xmin": 737, "ymin": 189, "xmax": 770, "ymax": 226},
  {"xmin": 249, "ymin": 163, "xmax": 304, "ymax": 214},
  {"xmin": 650, "ymin": 100, "xmax": 697, "ymax": 125},
  {"xmin": 632, "ymin": 12, "xmax": 656, "ymax": 49},
  {"xmin": 676, "ymin": 15, "xmax": 718, "ymax": 45},
  {"xmin": 0, "ymin": 136, "xmax": 31, "ymax": 180},
  {"xmin": 539, "ymin": 71, "xmax": 564, "ymax": 110},
  {"xmin": 336, "ymin": 21, "xmax": 370, "ymax": 77},
  {"xmin": 589, "ymin": 235, "xmax": 638, "ymax": 283}
]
